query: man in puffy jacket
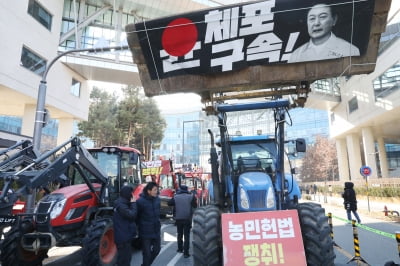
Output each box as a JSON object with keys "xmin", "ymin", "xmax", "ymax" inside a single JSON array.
[
  {"xmin": 113, "ymin": 185, "xmax": 137, "ymax": 266},
  {"xmin": 136, "ymin": 182, "xmax": 161, "ymax": 266},
  {"xmin": 168, "ymin": 185, "xmax": 197, "ymax": 258}
]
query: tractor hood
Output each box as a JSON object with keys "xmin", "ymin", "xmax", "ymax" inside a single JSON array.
[
  {"xmin": 55, "ymin": 183, "xmax": 101, "ymax": 198},
  {"xmin": 238, "ymin": 171, "xmax": 275, "ymax": 212},
  {"xmin": 239, "ymin": 171, "xmax": 273, "ymax": 188}
]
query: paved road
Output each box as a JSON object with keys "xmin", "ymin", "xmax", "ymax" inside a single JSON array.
[
  {"xmin": 43, "ymin": 196, "xmax": 400, "ymax": 266},
  {"xmin": 44, "ymin": 218, "xmax": 193, "ymax": 266}
]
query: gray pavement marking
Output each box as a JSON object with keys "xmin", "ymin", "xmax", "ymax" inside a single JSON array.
[{"xmin": 167, "ymin": 253, "xmax": 183, "ymax": 266}]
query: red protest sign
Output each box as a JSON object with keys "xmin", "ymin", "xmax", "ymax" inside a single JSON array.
[{"xmin": 221, "ymin": 210, "xmax": 306, "ymax": 266}]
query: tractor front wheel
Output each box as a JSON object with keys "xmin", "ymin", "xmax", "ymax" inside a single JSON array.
[
  {"xmin": 192, "ymin": 205, "xmax": 222, "ymax": 266},
  {"xmin": 0, "ymin": 224, "xmax": 48, "ymax": 266},
  {"xmin": 81, "ymin": 218, "xmax": 117, "ymax": 266},
  {"xmin": 297, "ymin": 202, "xmax": 335, "ymax": 266}
]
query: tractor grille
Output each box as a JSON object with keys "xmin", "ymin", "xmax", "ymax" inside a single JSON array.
[
  {"xmin": 36, "ymin": 201, "xmax": 52, "ymax": 223},
  {"xmin": 247, "ymin": 190, "xmax": 266, "ymax": 208}
]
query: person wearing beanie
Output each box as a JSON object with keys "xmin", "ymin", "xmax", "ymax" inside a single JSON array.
[
  {"xmin": 168, "ymin": 185, "xmax": 197, "ymax": 258},
  {"xmin": 113, "ymin": 185, "xmax": 137, "ymax": 266},
  {"xmin": 342, "ymin": 181, "xmax": 361, "ymax": 224}
]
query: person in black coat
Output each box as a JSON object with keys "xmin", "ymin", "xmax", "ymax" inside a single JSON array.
[
  {"xmin": 342, "ymin": 181, "xmax": 361, "ymax": 223},
  {"xmin": 136, "ymin": 182, "xmax": 161, "ymax": 266},
  {"xmin": 168, "ymin": 185, "xmax": 197, "ymax": 258},
  {"xmin": 113, "ymin": 185, "xmax": 137, "ymax": 266}
]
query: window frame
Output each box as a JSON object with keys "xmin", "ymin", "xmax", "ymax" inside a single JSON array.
[
  {"xmin": 71, "ymin": 78, "xmax": 81, "ymax": 97},
  {"xmin": 20, "ymin": 46, "xmax": 47, "ymax": 76},
  {"xmin": 28, "ymin": 0, "xmax": 53, "ymax": 31}
]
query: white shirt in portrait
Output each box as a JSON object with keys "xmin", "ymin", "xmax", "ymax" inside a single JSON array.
[{"xmin": 288, "ymin": 33, "xmax": 360, "ymax": 63}]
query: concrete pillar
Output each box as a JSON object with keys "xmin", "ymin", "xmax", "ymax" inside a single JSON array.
[
  {"xmin": 57, "ymin": 118, "xmax": 75, "ymax": 146},
  {"xmin": 361, "ymin": 127, "xmax": 378, "ymax": 178},
  {"xmin": 336, "ymin": 138, "xmax": 350, "ymax": 181},
  {"xmin": 21, "ymin": 104, "xmax": 36, "ymax": 137},
  {"xmin": 377, "ymin": 137, "xmax": 389, "ymax": 178},
  {"xmin": 346, "ymin": 133, "xmax": 363, "ymax": 180}
]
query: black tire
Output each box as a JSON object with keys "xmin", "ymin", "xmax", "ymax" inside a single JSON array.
[
  {"xmin": 81, "ymin": 218, "xmax": 117, "ymax": 266},
  {"xmin": 0, "ymin": 224, "xmax": 47, "ymax": 266},
  {"xmin": 192, "ymin": 205, "xmax": 222, "ymax": 266},
  {"xmin": 297, "ymin": 202, "xmax": 335, "ymax": 266}
]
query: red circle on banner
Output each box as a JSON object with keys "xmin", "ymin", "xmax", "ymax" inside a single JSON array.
[{"xmin": 161, "ymin": 18, "xmax": 198, "ymax": 57}]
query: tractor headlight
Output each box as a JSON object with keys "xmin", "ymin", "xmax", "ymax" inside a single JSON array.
[
  {"xmin": 50, "ymin": 199, "xmax": 66, "ymax": 219},
  {"xmin": 266, "ymin": 186, "xmax": 275, "ymax": 208},
  {"xmin": 240, "ymin": 187, "xmax": 250, "ymax": 209}
]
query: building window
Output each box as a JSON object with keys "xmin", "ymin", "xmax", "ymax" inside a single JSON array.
[
  {"xmin": 20, "ymin": 46, "xmax": 47, "ymax": 76},
  {"xmin": 28, "ymin": 0, "xmax": 52, "ymax": 30},
  {"xmin": 348, "ymin": 96, "xmax": 358, "ymax": 113},
  {"xmin": 71, "ymin": 78, "xmax": 81, "ymax": 97},
  {"xmin": 373, "ymin": 63, "xmax": 400, "ymax": 101}
]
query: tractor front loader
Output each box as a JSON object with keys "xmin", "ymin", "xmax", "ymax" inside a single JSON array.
[
  {"xmin": 0, "ymin": 137, "xmax": 144, "ymax": 266},
  {"xmin": 0, "ymin": 140, "xmax": 38, "ymax": 173}
]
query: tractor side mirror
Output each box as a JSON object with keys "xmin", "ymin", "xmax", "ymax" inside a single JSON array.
[{"xmin": 295, "ymin": 138, "xmax": 306, "ymax": 153}]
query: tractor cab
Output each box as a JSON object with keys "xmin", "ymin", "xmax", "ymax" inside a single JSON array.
[
  {"xmin": 66, "ymin": 146, "xmax": 144, "ymax": 203},
  {"xmin": 230, "ymin": 135, "xmax": 276, "ymax": 175}
]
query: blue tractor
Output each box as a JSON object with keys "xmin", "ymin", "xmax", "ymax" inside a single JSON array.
[{"xmin": 192, "ymin": 99, "xmax": 335, "ymax": 265}]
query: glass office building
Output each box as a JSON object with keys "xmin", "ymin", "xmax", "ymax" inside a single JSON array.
[
  {"xmin": 153, "ymin": 107, "xmax": 330, "ymax": 171},
  {"xmin": 153, "ymin": 111, "xmax": 204, "ymax": 166}
]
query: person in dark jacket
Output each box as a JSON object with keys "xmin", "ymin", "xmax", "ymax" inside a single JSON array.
[
  {"xmin": 342, "ymin": 182, "xmax": 361, "ymax": 223},
  {"xmin": 168, "ymin": 185, "xmax": 197, "ymax": 258},
  {"xmin": 136, "ymin": 182, "xmax": 161, "ymax": 266},
  {"xmin": 113, "ymin": 185, "xmax": 137, "ymax": 266}
]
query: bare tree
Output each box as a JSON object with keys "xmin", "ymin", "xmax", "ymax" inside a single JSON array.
[{"xmin": 299, "ymin": 135, "xmax": 338, "ymax": 182}]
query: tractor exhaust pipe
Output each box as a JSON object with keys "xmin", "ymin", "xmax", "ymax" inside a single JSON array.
[{"xmin": 208, "ymin": 129, "xmax": 222, "ymax": 207}]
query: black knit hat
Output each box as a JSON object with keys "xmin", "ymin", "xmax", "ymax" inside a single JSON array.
[
  {"xmin": 179, "ymin": 185, "xmax": 189, "ymax": 193},
  {"xmin": 120, "ymin": 185, "xmax": 133, "ymax": 200}
]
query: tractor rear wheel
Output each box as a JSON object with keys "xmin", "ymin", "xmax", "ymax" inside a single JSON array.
[
  {"xmin": 0, "ymin": 224, "xmax": 48, "ymax": 266},
  {"xmin": 297, "ymin": 202, "xmax": 335, "ymax": 266},
  {"xmin": 192, "ymin": 205, "xmax": 222, "ymax": 266},
  {"xmin": 81, "ymin": 218, "xmax": 117, "ymax": 266}
]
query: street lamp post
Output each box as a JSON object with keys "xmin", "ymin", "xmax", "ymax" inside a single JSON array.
[
  {"xmin": 27, "ymin": 45, "xmax": 129, "ymax": 215},
  {"xmin": 32, "ymin": 45, "xmax": 129, "ymax": 152},
  {"xmin": 182, "ymin": 120, "xmax": 203, "ymax": 166}
]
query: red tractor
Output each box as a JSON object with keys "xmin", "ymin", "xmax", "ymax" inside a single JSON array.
[
  {"xmin": 181, "ymin": 170, "xmax": 210, "ymax": 206},
  {"xmin": 0, "ymin": 137, "xmax": 145, "ymax": 266}
]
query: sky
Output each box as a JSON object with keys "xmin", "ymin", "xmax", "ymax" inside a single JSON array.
[
  {"xmin": 89, "ymin": 81, "xmax": 203, "ymax": 114},
  {"xmin": 153, "ymin": 93, "xmax": 203, "ymax": 113}
]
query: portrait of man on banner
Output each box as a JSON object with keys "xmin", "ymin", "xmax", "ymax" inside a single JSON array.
[{"xmin": 287, "ymin": 1, "xmax": 367, "ymax": 63}]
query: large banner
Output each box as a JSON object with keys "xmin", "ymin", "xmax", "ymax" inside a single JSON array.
[{"xmin": 134, "ymin": 0, "xmax": 375, "ymax": 80}]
